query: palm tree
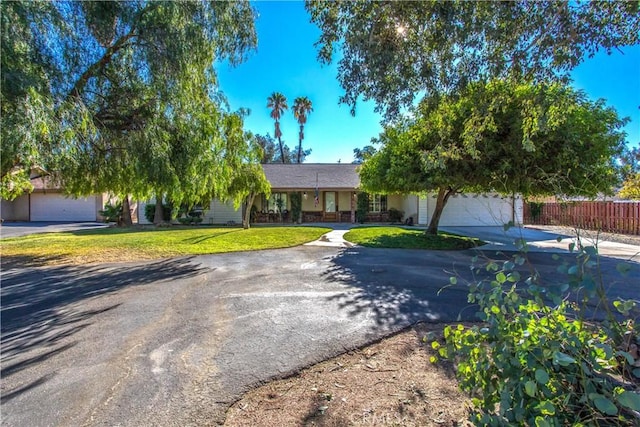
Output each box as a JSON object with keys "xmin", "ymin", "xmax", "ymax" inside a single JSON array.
[
  {"xmin": 267, "ymin": 92, "xmax": 288, "ymax": 163},
  {"xmin": 293, "ymin": 96, "xmax": 313, "ymax": 163}
]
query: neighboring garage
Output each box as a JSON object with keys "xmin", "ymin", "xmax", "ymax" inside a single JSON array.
[
  {"xmin": 30, "ymin": 193, "xmax": 99, "ymax": 222},
  {"xmin": 0, "ymin": 174, "xmax": 104, "ymax": 222},
  {"xmin": 1, "ymin": 191, "xmax": 103, "ymax": 222}
]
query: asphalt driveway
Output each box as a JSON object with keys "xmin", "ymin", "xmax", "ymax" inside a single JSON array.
[
  {"xmin": 0, "ymin": 222, "xmax": 108, "ymax": 239},
  {"xmin": 1, "ymin": 229, "xmax": 638, "ymax": 426}
]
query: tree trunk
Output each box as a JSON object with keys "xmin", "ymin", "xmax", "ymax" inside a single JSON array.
[
  {"xmin": 121, "ymin": 195, "xmax": 133, "ymax": 226},
  {"xmin": 66, "ymin": 32, "xmax": 135, "ymax": 101},
  {"xmin": 276, "ymin": 119, "xmax": 285, "ymax": 164},
  {"xmin": 243, "ymin": 193, "xmax": 255, "ymax": 229},
  {"xmin": 426, "ymin": 187, "xmax": 456, "ymax": 235},
  {"xmin": 297, "ymin": 125, "xmax": 303, "ymax": 163},
  {"xmin": 277, "ymin": 138, "xmax": 285, "ymax": 164},
  {"xmin": 154, "ymin": 193, "xmax": 164, "ymax": 225}
]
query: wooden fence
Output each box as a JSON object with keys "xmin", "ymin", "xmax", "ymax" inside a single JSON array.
[{"xmin": 524, "ymin": 201, "xmax": 640, "ymax": 235}]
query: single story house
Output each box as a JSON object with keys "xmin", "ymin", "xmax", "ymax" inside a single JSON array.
[
  {"xmin": 2, "ymin": 164, "xmax": 523, "ymax": 226},
  {"xmin": 251, "ymin": 163, "xmax": 523, "ymax": 226},
  {"xmin": 140, "ymin": 163, "xmax": 523, "ymax": 226}
]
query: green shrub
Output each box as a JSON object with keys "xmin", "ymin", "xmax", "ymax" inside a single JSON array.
[
  {"xmin": 432, "ymin": 232, "xmax": 640, "ymax": 426},
  {"xmin": 388, "ymin": 207, "xmax": 403, "ymax": 223},
  {"xmin": 356, "ymin": 192, "xmax": 370, "ymax": 223},
  {"xmin": 290, "ymin": 192, "xmax": 302, "ymax": 223},
  {"xmin": 99, "ymin": 202, "xmax": 122, "ymax": 223},
  {"xmin": 529, "ymin": 201, "xmax": 543, "ymax": 221},
  {"xmin": 144, "ymin": 203, "xmax": 173, "ymax": 223}
]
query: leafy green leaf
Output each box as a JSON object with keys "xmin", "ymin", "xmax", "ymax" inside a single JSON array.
[
  {"xmin": 617, "ymin": 391, "xmax": 640, "ymax": 411},
  {"xmin": 535, "ymin": 369, "xmax": 549, "ymax": 385},
  {"xmin": 537, "ymin": 400, "xmax": 555, "ymax": 415},
  {"xmin": 616, "ymin": 262, "xmax": 632, "ymax": 276},
  {"xmin": 584, "ymin": 246, "xmax": 597, "ymax": 256},
  {"xmin": 553, "ymin": 352, "xmax": 576, "ymax": 366},
  {"xmin": 524, "ymin": 380, "xmax": 537, "ymax": 397},
  {"xmin": 592, "ymin": 396, "xmax": 618, "ymax": 415},
  {"xmin": 449, "ymin": 276, "xmax": 458, "ymax": 285},
  {"xmin": 616, "ymin": 350, "xmax": 635, "ymax": 365},
  {"xmin": 535, "ymin": 417, "xmax": 551, "ymax": 427}
]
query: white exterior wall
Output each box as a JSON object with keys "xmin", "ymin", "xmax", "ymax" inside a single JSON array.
[
  {"xmin": 401, "ymin": 195, "xmax": 419, "ymax": 223},
  {"xmin": 138, "ymin": 198, "xmax": 243, "ymax": 225},
  {"xmin": 414, "ymin": 193, "xmax": 523, "ymax": 227},
  {"xmin": 204, "ymin": 199, "xmax": 242, "ymax": 224},
  {"xmin": 1, "ymin": 195, "xmax": 29, "ymax": 221},
  {"xmin": 418, "ymin": 196, "xmax": 429, "ymax": 225},
  {"xmin": 137, "ymin": 200, "xmax": 152, "ymax": 224}
]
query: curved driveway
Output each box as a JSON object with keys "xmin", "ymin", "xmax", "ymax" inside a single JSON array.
[{"xmin": 1, "ymin": 234, "xmax": 638, "ymax": 426}]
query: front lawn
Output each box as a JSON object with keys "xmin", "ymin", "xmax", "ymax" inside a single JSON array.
[
  {"xmin": 344, "ymin": 226, "xmax": 483, "ymax": 250},
  {"xmin": 0, "ymin": 226, "xmax": 330, "ymax": 267}
]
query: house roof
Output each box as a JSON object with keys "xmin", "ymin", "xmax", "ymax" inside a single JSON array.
[
  {"xmin": 30, "ymin": 175, "xmax": 60, "ymax": 191},
  {"xmin": 261, "ymin": 163, "xmax": 360, "ymax": 190}
]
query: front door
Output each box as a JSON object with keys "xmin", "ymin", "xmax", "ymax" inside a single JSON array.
[{"xmin": 324, "ymin": 191, "xmax": 337, "ymax": 221}]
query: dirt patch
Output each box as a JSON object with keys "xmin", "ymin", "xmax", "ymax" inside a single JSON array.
[{"xmin": 224, "ymin": 324, "xmax": 471, "ymax": 427}]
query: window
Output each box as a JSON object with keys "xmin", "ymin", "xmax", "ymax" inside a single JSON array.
[
  {"xmin": 264, "ymin": 193, "xmax": 287, "ymax": 212},
  {"xmin": 368, "ymin": 194, "xmax": 387, "ymax": 212}
]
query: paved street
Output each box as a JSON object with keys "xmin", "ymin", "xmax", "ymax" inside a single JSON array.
[{"xmin": 1, "ymin": 229, "xmax": 638, "ymax": 426}]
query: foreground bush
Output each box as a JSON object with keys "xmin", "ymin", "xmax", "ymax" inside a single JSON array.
[{"xmin": 432, "ymin": 231, "xmax": 640, "ymax": 426}]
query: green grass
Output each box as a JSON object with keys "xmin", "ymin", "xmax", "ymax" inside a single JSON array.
[
  {"xmin": 344, "ymin": 226, "xmax": 484, "ymax": 250},
  {"xmin": 0, "ymin": 226, "xmax": 330, "ymax": 266}
]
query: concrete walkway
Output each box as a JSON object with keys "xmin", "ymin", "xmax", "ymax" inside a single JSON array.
[{"xmin": 304, "ymin": 229, "xmax": 352, "ymax": 247}]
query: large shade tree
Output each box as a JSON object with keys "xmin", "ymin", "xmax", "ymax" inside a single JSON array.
[
  {"xmin": 619, "ymin": 147, "xmax": 640, "ymax": 200},
  {"xmin": 1, "ymin": 1, "xmax": 60, "ymax": 199},
  {"xmin": 306, "ymin": 1, "xmax": 639, "ymax": 121},
  {"xmin": 292, "ymin": 96, "xmax": 313, "ymax": 163},
  {"xmin": 360, "ymin": 80, "xmax": 628, "ymax": 234},
  {"xmin": 352, "ymin": 145, "xmax": 377, "ymax": 164},
  {"xmin": 255, "ymin": 133, "xmax": 310, "ymax": 164},
  {"xmin": 267, "ymin": 92, "xmax": 288, "ymax": 163},
  {"xmin": 1, "ymin": 1, "xmax": 259, "ymax": 224}
]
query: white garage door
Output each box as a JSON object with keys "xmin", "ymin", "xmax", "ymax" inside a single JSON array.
[
  {"xmin": 30, "ymin": 193, "xmax": 97, "ymax": 222},
  {"xmin": 421, "ymin": 193, "xmax": 515, "ymax": 226}
]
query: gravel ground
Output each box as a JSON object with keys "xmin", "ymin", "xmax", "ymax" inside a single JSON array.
[{"xmin": 526, "ymin": 225, "xmax": 640, "ymax": 246}]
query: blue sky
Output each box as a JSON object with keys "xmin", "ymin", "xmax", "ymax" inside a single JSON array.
[{"xmin": 217, "ymin": 1, "xmax": 640, "ymax": 163}]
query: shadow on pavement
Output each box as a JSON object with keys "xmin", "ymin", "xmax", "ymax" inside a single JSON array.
[
  {"xmin": 322, "ymin": 247, "xmax": 477, "ymax": 332},
  {"xmin": 0, "ymin": 258, "xmax": 207, "ymax": 384},
  {"xmin": 321, "ymin": 246, "xmax": 640, "ymax": 336}
]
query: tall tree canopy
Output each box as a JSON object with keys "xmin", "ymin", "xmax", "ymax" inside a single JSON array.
[
  {"xmin": 360, "ymin": 80, "xmax": 628, "ymax": 234},
  {"xmin": 292, "ymin": 96, "xmax": 313, "ymax": 163},
  {"xmin": 1, "ymin": 1, "xmax": 258, "ymax": 221},
  {"xmin": 306, "ymin": 1, "xmax": 639, "ymax": 120},
  {"xmin": 267, "ymin": 92, "xmax": 288, "ymax": 163}
]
